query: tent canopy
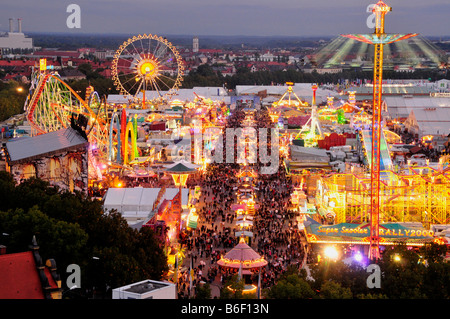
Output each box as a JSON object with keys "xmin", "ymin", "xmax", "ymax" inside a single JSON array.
[
  {"xmin": 103, "ymin": 187, "xmax": 190, "ymax": 214},
  {"xmin": 217, "ymin": 237, "xmax": 267, "ymax": 269}
]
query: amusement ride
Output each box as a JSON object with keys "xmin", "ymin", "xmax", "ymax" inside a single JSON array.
[
  {"xmin": 342, "ymin": 0, "xmax": 418, "ymax": 260},
  {"xmin": 23, "ymin": 33, "xmax": 189, "ymax": 187},
  {"xmin": 18, "ymin": 7, "xmax": 449, "ymax": 272},
  {"xmin": 111, "ymin": 34, "xmax": 185, "ymax": 108}
]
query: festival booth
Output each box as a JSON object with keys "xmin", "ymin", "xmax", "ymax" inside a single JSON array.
[
  {"xmin": 183, "ymin": 207, "xmax": 198, "ymax": 230},
  {"xmin": 303, "ymin": 216, "xmax": 436, "ymax": 258},
  {"xmin": 235, "ymin": 214, "xmax": 255, "ymax": 243},
  {"xmin": 232, "ymin": 196, "xmax": 259, "ymax": 215}
]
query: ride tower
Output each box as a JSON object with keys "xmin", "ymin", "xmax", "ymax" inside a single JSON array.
[
  {"xmin": 297, "ymin": 84, "xmax": 323, "ymax": 140},
  {"xmin": 342, "ymin": 1, "xmax": 417, "ymax": 261}
]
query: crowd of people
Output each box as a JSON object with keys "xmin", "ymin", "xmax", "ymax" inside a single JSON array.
[{"xmin": 176, "ymin": 106, "xmax": 310, "ymax": 298}]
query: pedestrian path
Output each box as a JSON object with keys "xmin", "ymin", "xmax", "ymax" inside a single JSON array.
[{"xmin": 176, "ymin": 108, "xmax": 311, "ymax": 299}]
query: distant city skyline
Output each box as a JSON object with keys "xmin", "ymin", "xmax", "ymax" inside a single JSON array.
[{"xmin": 0, "ymin": 0, "xmax": 449, "ymax": 37}]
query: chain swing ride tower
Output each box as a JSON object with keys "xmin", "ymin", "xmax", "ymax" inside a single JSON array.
[{"xmin": 342, "ymin": 1, "xmax": 417, "ymax": 261}]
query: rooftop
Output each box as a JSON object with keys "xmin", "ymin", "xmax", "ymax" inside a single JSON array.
[
  {"xmin": 124, "ymin": 280, "xmax": 169, "ymax": 294},
  {"xmin": 5, "ymin": 127, "xmax": 88, "ymax": 164},
  {"xmin": 217, "ymin": 236, "xmax": 267, "ymax": 269},
  {"xmin": 0, "ymin": 238, "xmax": 61, "ymax": 299}
]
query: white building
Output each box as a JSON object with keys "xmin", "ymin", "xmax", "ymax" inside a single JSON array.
[
  {"xmin": 260, "ymin": 51, "xmax": 275, "ymax": 62},
  {"xmin": 404, "ymin": 108, "xmax": 450, "ymax": 138},
  {"xmin": 193, "ymin": 37, "xmax": 199, "ymax": 53},
  {"xmin": 112, "ymin": 280, "xmax": 176, "ymax": 299},
  {"xmin": 383, "ymin": 96, "xmax": 450, "ymax": 119},
  {"xmin": 107, "ymin": 87, "xmax": 230, "ymax": 105},
  {"xmin": 235, "ymin": 83, "xmax": 339, "ymax": 105},
  {"xmin": 434, "ymin": 79, "xmax": 450, "ymax": 93},
  {"xmin": 0, "ymin": 19, "xmax": 33, "ymax": 51}
]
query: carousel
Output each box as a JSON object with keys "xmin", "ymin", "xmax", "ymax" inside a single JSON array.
[{"xmin": 217, "ymin": 236, "xmax": 268, "ymax": 298}]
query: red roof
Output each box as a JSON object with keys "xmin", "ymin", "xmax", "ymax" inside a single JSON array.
[
  {"xmin": 199, "ymin": 49, "xmax": 222, "ymax": 54},
  {"xmin": 32, "ymin": 51, "xmax": 80, "ymax": 58},
  {"xmin": 0, "ymin": 60, "xmax": 35, "ymax": 67},
  {"xmin": 0, "ymin": 251, "xmax": 59, "ymax": 299}
]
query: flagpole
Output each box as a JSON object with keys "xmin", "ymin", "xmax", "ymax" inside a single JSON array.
[
  {"xmin": 189, "ymin": 253, "xmax": 193, "ymax": 298},
  {"xmin": 257, "ymin": 266, "xmax": 261, "ymax": 299},
  {"xmin": 238, "ymin": 261, "xmax": 242, "ymax": 281}
]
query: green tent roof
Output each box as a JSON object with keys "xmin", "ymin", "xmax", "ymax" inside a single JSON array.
[{"xmin": 164, "ymin": 163, "xmax": 197, "ymax": 173}]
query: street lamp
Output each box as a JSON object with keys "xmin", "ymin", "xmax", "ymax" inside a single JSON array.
[
  {"xmin": 62, "ymin": 285, "xmax": 78, "ymax": 299},
  {"xmin": 324, "ymin": 246, "xmax": 339, "ymax": 261},
  {"xmin": 165, "ymin": 162, "xmax": 196, "ymax": 241}
]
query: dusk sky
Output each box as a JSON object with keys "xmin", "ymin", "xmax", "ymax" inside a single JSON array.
[{"xmin": 0, "ymin": 0, "xmax": 449, "ymax": 37}]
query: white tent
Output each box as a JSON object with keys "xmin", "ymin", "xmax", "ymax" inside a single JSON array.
[
  {"xmin": 121, "ymin": 187, "xmax": 144, "ymax": 212},
  {"xmin": 107, "ymin": 87, "xmax": 230, "ymax": 105},
  {"xmin": 404, "ymin": 108, "xmax": 450, "ymax": 137},
  {"xmin": 138, "ymin": 188, "xmax": 161, "ymax": 212},
  {"xmin": 235, "ymin": 84, "xmax": 339, "ymax": 105},
  {"xmin": 103, "ymin": 187, "xmax": 190, "ymax": 215},
  {"xmin": 103, "ymin": 188, "xmax": 127, "ymax": 212},
  {"xmin": 384, "ymin": 96, "xmax": 450, "ymax": 119}
]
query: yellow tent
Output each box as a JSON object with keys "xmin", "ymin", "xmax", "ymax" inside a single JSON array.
[{"xmin": 283, "ymin": 109, "xmax": 305, "ymax": 118}]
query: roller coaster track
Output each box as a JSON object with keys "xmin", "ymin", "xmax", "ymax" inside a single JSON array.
[
  {"xmin": 26, "ymin": 73, "xmax": 53, "ymax": 134},
  {"xmin": 25, "ymin": 72, "xmax": 110, "ymax": 159}
]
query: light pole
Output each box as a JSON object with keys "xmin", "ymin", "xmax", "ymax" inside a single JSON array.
[
  {"xmin": 92, "ymin": 256, "xmax": 101, "ymax": 298},
  {"xmin": 61, "ymin": 285, "xmax": 78, "ymax": 299},
  {"xmin": 165, "ymin": 162, "xmax": 196, "ymax": 295},
  {"xmin": 165, "ymin": 162, "xmax": 196, "ymax": 242}
]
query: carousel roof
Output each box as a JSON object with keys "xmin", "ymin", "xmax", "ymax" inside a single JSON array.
[
  {"xmin": 217, "ymin": 237, "xmax": 267, "ymax": 269},
  {"xmin": 164, "ymin": 161, "xmax": 198, "ymax": 173}
]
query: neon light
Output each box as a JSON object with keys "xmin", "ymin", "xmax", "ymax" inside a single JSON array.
[
  {"xmin": 108, "ymin": 111, "xmax": 121, "ymax": 163},
  {"xmin": 123, "ymin": 120, "xmax": 137, "ymax": 166}
]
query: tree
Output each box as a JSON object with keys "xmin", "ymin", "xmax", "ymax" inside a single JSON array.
[
  {"xmin": 196, "ymin": 283, "xmax": 212, "ymax": 299},
  {"xmin": 0, "ymin": 173, "xmax": 168, "ymax": 297},
  {"xmin": 319, "ymin": 280, "xmax": 352, "ymax": 299},
  {"xmin": 0, "ymin": 80, "xmax": 29, "ymax": 122},
  {"xmin": 419, "ymin": 242, "xmax": 448, "ymax": 264},
  {"xmin": 419, "ymin": 261, "xmax": 450, "ymax": 299},
  {"xmin": 309, "ymin": 259, "xmax": 368, "ymax": 296},
  {"xmin": 220, "ymin": 274, "xmax": 246, "ymax": 299},
  {"xmin": 266, "ymin": 273, "xmax": 316, "ymax": 299},
  {"xmin": 418, "ymin": 243, "xmax": 450, "ymax": 298},
  {"xmin": 379, "ymin": 245, "xmax": 426, "ymax": 299},
  {"xmin": 0, "ymin": 206, "xmax": 88, "ymax": 269},
  {"xmin": 194, "ymin": 64, "xmax": 216, "ymax": 77}
]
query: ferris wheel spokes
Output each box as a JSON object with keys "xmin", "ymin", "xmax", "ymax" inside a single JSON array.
[{"xmin": 111, "ymin": 34, "xmax": 184, "ymax": 106}]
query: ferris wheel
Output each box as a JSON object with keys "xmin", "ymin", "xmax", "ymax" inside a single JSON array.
[{"xmin": 111, "ymin": 34, "xmax": 184, "ymax": 105}]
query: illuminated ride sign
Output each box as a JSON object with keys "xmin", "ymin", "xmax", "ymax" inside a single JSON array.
[{"xmin": 304, "ymin": 217, "xmax": 435, "ymax": 246}]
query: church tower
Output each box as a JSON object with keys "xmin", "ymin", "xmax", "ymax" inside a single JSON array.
[{"xmin": 193, "ymin": 36, "xmax": 199, "ymax": 53}]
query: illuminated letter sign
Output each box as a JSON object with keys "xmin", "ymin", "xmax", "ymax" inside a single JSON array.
[{"xmin": 39, "ymin": 59, "xmax": 46, "ymax": 71}]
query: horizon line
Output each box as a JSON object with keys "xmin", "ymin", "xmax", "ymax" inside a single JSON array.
[{"xmin": 4, "ymin": 30, "xmax": 450, "ymax": 39}]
